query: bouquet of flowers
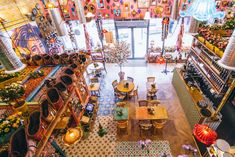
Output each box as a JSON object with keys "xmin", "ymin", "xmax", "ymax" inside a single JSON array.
[{"xmin": 138, "ymin": 139, "xmax": 152, "ymax": 153}]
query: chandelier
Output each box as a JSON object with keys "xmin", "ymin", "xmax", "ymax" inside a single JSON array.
[{"xmin": 180, "ymin": 0, "xmax": 225, "ymax": 21}]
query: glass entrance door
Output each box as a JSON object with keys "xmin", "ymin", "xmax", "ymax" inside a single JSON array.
[
  {"xmin": 115, "ymin": 20, "xmax": 149, "ymax": 59},
  {"xmin": 133, "ymin": 28, "xmax": 147, "ymax": 58}
]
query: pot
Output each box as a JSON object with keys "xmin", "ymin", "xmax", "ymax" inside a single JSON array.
[
  {"xmin": 52, "ymin": 54, "xmax": 61, "ymax": 65},
  {"xmin": 41, "ymin": 99, "xmax": 54, "ymax": 123},
  {"xmin": 43, "ymin": 54, "xmax": 53, "ymax": 65},
  {"xmin": 26, "ymin": 111, "xmax": 46, "ymax": 140},
  {"xmin": 63, "ymin": 68, "xmax": 77, "ymax": 81},
  {"xmin": 60, "ymin": 75, "xmax": 74, "ymax": 92},
  {"xmin": 47, "ymin": 88, "xmax": 64, "ymax": 110},
  {"xmin": 55, "ymin": 82, "xmax": 69, "ymax": 100},
  {"xmin": 60, "ymin": 53, "xmax": 69, "ymax": 64},
  {"xmin": 32, "ymin": 55, "xmax": 43, "ymax": 66}
]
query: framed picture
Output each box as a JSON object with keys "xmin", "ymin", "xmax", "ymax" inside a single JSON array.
[
  {"xmin": 96, "ymin": 0, "xmax": 105, "ymax": 9},
  {"xmin": 137, "ymin": 0, "xmax": 150, "ymax": 8},
  {"xmin": 150, "ymin": 0, "xmax": 157, "ymax": 6}
]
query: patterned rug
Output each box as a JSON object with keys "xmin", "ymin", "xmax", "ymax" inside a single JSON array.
[
  {"xmin": 114, "ymin": 141, "xmax": 172, "ymax": 157},
  {"xmin": 55, "ymin": 116, "xmax": 172, "ymax": 157}
]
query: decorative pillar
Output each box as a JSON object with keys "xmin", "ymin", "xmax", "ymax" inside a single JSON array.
[
  {"xmin": 218, "ymin": 31, "xmax": 235, "ymax": 70},
  {"xmin": 0, "ymin": 31, "xmax": 25, "ymax": 73},
  {"xmin": 188, "ymin": 17, "xmax": 200, "ymax": 33},
  {"xmin": 49, "ymin": 8, "xmax": 67, "ymax": 36},
  {"xmin": 74, "ymin": 0, "xmax": 86, "ymax": 23}
]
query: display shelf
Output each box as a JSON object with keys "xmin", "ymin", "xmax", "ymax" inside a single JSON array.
[
  {"xmin": 35, "ymin": 88, "xmax": 75, "ymax": 157},
  {"xmin": 190, "ymin": 56, "xmax": 221, "ymax": 94},
  {"xmin": 193, "ymin": 36, "xmax": 222, "ymax": 59}
]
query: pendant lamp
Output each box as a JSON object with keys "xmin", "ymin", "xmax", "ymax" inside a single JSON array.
[
  {"xmin": 193, "ymin": 124, "xmax": 217, "ymax": 145},
  {"xmin": 180, "ymin": 0, "xmax": 225, "ymax": 21}
]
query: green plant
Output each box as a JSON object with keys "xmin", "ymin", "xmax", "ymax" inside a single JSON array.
[
  {"xmin": 0, "ymin": 71, "xmax": 19, "ymax": 83},
  {"xmin": 97, "ymin": 122, "xmax": 107, "ymax": 137},
  {"xmin": 29, "ymin": 70, "xmax": 44, "ymax": 79},
  {"xmin": 0, "ymin": 83, "xmax": 25, "ymax": 103}
]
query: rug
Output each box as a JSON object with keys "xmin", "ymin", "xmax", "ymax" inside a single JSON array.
[
  {"xmin": 55, "ymin": 116, "xmax": 172, "ymax": 157},
  {"xmin": 114, "ymin": 141, "xmax": 172, "ymax": 157}
]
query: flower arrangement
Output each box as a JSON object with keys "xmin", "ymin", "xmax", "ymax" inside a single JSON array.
[
  {"xmin": 138, "ymin": 139, "xmax": 151, "ymax": 153},
  {"xmin": 105, "ymin": 41, "xmax": 130, "ymax": 72},
  {"xmin": 0, "ymin": 112, "xmax": 22, "ymax": 138},
  {"xmin": 0, "ymin": 82, "xmax": 25, "ymax": 104}
]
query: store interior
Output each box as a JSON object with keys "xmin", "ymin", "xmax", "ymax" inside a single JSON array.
[{"xmin": 0, "ymin": 0, "xmax": 234, "ymax": 156}]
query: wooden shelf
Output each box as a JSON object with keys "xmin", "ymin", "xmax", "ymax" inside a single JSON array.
[
  {"xmin": 190, "ymin": 57, "xmax": 221, "ymax": 94},
  {"xmin": 191, "ymin": 47, "xmax": 225, "ymax": 84},
  {"xmin": 35, "ymin": 88, "xmax": 75, "ymax": 157},
  {"xmin": 193, "ymin": 36, "xmax": 222, "ymax": 59}
]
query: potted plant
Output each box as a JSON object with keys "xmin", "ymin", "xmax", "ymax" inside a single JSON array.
[
  {"xmin": 0, "ymin": 83, "xmax": 27, "ymax": 113},
  {"xmin": 105, "ymin": 41, "xmax": 130, "ymax": 81}
]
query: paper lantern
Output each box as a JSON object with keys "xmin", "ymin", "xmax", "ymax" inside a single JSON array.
[
  {"xmin": 193, "ymin": 124, "xmax": 217, "ymax": 145},
  {"xmin": 63, "ymin": 128, "xmax": 83, "ymax": 146}
]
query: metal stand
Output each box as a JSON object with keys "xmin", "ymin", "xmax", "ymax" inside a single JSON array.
[{"xmin": 161, "ymin": 58, "xmax": 170, "ymax": 74}]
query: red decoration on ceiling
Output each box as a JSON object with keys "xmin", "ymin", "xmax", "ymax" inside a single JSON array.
[
  {"xmin": 193, "ymin": 124, "xmax": 217, "ymax": 145},
  {"xmin": 156, "ymin": 56, "xmax": 165, "ymax": 64}
]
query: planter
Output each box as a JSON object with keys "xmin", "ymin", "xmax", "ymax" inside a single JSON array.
[
  {"xmin": 52, "ymin": 54, "xmax": 61, "ymax": 65},
  {"xmin": 60, "ymin": 53, "xmax": 69, "ymax": 64},
  {"xmin": 63, "ymin": 68, "xmax": 77, "ymax": 82},
  {"xmin": 43, "ymin": 54, "xmax": 53, "ymax": 65},
  {"xmin": 47, "ymin": 88, "xmax": 64, "ymax": 110},
  {"xmin": 32, "ymin": 55, "xmax": 43, "ymax": 66},
  {"xmin": 13, "ymin": 100, "xmax": 28, "ymax": 113},
  {"xmin": 60, "ymin": 75, "xmax": 74, "ymax": 92}
]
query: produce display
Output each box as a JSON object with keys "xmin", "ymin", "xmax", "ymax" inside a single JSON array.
[
  {"xmin": 22, "ymin": 67, "xmax": 54, "ymax": 99},
  {"xmin": 0, "ymin": 71, "xmax": 19, "ymax": 83}
]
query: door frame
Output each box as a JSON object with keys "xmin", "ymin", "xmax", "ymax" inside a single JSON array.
[{"xmin": 114, "ymin": 20, "xmax": 150, "ymax": 59}]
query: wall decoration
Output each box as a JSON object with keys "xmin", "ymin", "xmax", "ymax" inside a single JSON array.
[
  {"xmin": 123, "ymin": 2, "xmax": 130, "ymax": 12},
  {"xmin": 150, "ymin": 0, "xmax": 157, "ymax": 6},
  {"xmin": 10, "ymin": 23, "xmax": 47, "ymax": 57},
  {"xmin": 96, "ymin": 0, "xmax": 105, "ymax": 9},
  {"xmin": 162, "ymin": 0, "xmax": 168, "ymax": 4},
  {"xmin": 114, "ymin": 8, "xmax": 121, "ymax": 17},
  {"xmin": 88, "ymin": 3, "xmax": 97, "ymax": 14},
  {"xmin": 137, "ymin": 0, "xmax": 150, "ymax": 8}
]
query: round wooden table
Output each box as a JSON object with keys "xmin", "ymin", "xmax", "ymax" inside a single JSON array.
[
  {"xmin": 87, "ymin": 62, "xmax": 103, "ymax": 71},
  {"xmin": 117, "ymin": 80, "xmax": 135, "ymax": 93}
]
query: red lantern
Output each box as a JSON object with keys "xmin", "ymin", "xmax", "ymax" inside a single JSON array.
[
  {"xmin": 156, "ymin": 56, "xmax": 165, "ymax": 64},
  {"xmin": 193, "ymin": 124, "xmax": 217, "ymax": 145}
]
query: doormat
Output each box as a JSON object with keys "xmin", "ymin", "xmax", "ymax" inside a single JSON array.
[
  {"xmin": 123, "ymin": 60, "xmax": 147, "ymax": 67},
  {"xmin": 114, "ymin": 141, "xmax": 172, "ymax": 156}
]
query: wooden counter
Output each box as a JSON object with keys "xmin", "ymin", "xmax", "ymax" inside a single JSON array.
[{"xmin": 172, "ymin": 68, "xmax": 205, "ymax": 129}]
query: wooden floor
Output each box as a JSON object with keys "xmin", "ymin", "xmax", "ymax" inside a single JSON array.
[{"xmin": 104, "ymin": 62, "xmax": 195, "ymax": 156}]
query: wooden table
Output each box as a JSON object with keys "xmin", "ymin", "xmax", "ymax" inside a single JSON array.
[
  {"xmin": 88, "ymin": 83, "xmax": 100, "ymax": 96},
  {"xmin": 116, "ymin": 80, "xmax": 135, "ymax": 93},
  {"xmin": 135, "ymin": 106, "xmax": 168, "ymax": 120},
  {"xmin": 113, "ymin": 107, "xmax": 129, "ymax": 121},
  {"xmin": 87, "ymin": 62, "xmax": 103, "ymax": 71}
]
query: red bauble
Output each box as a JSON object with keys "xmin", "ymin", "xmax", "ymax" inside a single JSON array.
[{"xmin": 193, "ymin": 124, "xmax": 217, "ymax": 145}]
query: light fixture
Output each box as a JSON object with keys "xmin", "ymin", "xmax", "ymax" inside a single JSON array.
[
  {"xmin": 144, "ymin": 10, "xmax": 151, "ymax": 20},
  {"xmin": 63, "ymin": 127, "xmax": 83, "ymax": 146},
  {"xmin": 180, "ymin": 0, "xmax": 225, "ymax": 21},
  {"xmin": 193, "ymin": 124, "xmax": 217, "ymax": 145},
  {"xmin": 46, "ymin": 2, "xmax": 56, "ymax": 9}
]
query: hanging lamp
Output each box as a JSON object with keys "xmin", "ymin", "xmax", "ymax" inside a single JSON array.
[
  {"xmin": 193, "ymin": 124, "xmax": 217, "ymax": 145},
  {"xmin": 180, "ymin": 0, "xmax": 225, "ymax": 21}
]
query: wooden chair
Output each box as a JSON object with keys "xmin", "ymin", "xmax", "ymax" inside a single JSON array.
[
  {"xmin": 116, "ymin": 102, "xmax": 126, "ymax": 107},
  {"xmin": 117, "ymin": 120, "xmax": 128, "ymax": 134},
  {"xmin": 127, "ymin": 76, "xmax": 134, "ymax": 83},
  {"xmin": 112, "ymin": 80, "xmax": 118, "ymax": 89},
  {"xmin": 152, "ymin": 119, "xmax": 167, "ymax": 133},
  {"xmin": 90, "ymin": 77, "xmax": 99, "ymax": 83},
  {"xmin": 138, "ymin": 100, "xmax": 148, "ymax": 107},
  {"xmin": 128, "ymin": 86, "xmax": 138, "ymax": 102},
  {"xmin": 147, "ymin": 77, "xmax": 155, "ymax": 83},
  {"xmin": 139, "ymin": 120, "xmax": 152, "ymax": 136},
  {"xmin": 148, "ymin": 100, "xmax": 160, "ymax": 106}
]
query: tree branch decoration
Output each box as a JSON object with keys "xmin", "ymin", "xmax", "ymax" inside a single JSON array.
[{"xmin": 105, "ymin": 41, "xmax": 130, "ymax": 72}]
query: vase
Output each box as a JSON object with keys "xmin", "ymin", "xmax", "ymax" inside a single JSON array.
[{"xmin": 118, "ymin": 71, "xmax": 125, "ymax": 81}]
